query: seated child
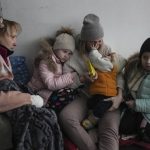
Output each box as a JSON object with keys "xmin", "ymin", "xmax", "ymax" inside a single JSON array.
[
  {"xmin": 28, "ymin": 27, "xmax": 78, "ymax": 113},
  {"xmin": 81, "ymin": 45, "xmax": 126, "ymax": 130}
]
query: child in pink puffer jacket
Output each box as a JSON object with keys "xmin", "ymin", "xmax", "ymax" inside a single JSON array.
[{"xmin": 28, "ymin": 27, "xmax": 80, "ymax": 113}]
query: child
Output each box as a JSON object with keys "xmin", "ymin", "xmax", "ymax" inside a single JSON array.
[
  {"xmin": 28, "ymin": 27, "xmax": 78, "ymax": 113},
  {"xmin": 120, "ymin": 38, "xmax": 150, "ymax": 143},
  {"xmin": 79, "ymin": 14, "xmax": 126, "ymax": 130}
]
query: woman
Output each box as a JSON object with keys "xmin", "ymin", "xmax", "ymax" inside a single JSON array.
[
  {"xmin": 59, "ymin": 14, "xmax": 125, "ymax": 150},
  {"xmin": 0, "ymin": 17, "xmax": 63, "ymax": 150},
  {"xmin": 0, "ymin": 17, "xmax": 45, "ymax": 149}
]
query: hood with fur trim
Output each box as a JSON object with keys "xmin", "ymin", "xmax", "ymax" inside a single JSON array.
[
  {"xmin": 127, "ymin": 52, "xmax": 139, "ymax": 64},
  {"xmin": 34, "ymin": 39, "xmax": 58, "ymax": 72},
  {"xmin": 125, "ymin": 52, "xmax": 141, "ymax": 72}
]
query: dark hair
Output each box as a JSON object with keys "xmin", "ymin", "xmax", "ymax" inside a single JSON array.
[{"xmin": 139, "ymin": 38, "xmax": 150, "ymax": 58}]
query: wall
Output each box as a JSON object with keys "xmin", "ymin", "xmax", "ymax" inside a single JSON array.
[{"xmin": 1, "ymin": 0, "xmax": 150, "ymax": 71}]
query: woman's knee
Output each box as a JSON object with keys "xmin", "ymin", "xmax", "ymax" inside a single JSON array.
[
  {"xmin": 99, "ymin": 110, "xmax": 120, "ymax": 133},
  {"xmin": 59, "ymin": 98, "xmax": 87, "ymax": 120}
]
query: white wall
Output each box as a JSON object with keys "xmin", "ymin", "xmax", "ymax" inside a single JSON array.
[{"xmin": 1, "ymin": 0, "xmax": 150, "ymax": 71}]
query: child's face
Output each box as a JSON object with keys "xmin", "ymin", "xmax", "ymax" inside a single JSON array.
[
  {"xmin": 141, "ymin": 52, "xmax": 150, "ymax": 71},
  {"xmin": 0, "ymin": 28, "xmax": 17, "ymax": 50},
  {"xmin": 55, "ymin": 49, "xmax": 73, "ymax": 63}
]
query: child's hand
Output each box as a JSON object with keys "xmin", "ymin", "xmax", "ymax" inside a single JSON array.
[
  {"xmin": 84, "ymin": 72, "xmax": 97, "ymax": 82},
  {"xmin": 90, "ymin": 71, "xmax": 98, "ymax": 80},
  {"xmin": 105, "ymin": 55, "xmax": 112, "ymax": 61},
  {"xmin": 105, "ymin": 52, "xmax": 116, "ymax": 61},
  {"xmin": 79, "ymin": 75, "xmax": 85, "ymax": 83},
  {"xmin": 125, "ymin": 100, "xmax": 135, "ymax": 109}
]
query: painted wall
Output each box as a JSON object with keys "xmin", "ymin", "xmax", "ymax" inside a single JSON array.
[{"xmin": 1, "ymin": 0, "xmax": 150, "ymax": 71}]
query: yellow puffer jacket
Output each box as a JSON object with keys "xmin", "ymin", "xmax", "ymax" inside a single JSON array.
[{"xmin": 89, "ymin": 66, "xmax": 117, "ymax": 96}]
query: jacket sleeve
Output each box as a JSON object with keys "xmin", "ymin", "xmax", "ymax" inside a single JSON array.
[
  {"xmin": 63, "ymin": 62, "xmax": 82, "ymax": 89},
  {"xmin": 135, "ymin": 98, "xmax": 150, "ymax": 113},
  {"xmin": 39, "ymin": 62, "xmax": 74, "ymax": 90},
  {"xmin": 0, "ymin": 91, "xmax": 31, "ymax": 112},
  {"xmin": 88, "ymin": 49, "xmax": 113, "ymax": 71}
]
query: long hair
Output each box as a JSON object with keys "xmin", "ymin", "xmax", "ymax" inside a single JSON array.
[{"xmin": 34, "ymin": 39, "xmax": 57, "ymax": 73}]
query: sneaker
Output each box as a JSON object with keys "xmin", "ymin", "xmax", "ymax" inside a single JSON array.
[
  {"xmin": 82, "ymin": 113, "xmax": 98, "ymax": 130},
  {"xmin": 82, "ymin": 119, "xmax": 94, "ymax": 130}
]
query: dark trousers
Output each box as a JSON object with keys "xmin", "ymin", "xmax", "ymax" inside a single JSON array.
[{"xmin": 87, "ymin": 94, "xmax": 113, "ymax": 118}]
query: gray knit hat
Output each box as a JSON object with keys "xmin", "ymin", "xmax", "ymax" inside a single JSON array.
[
  {"xmin": 80, "ymin": 14, "xmax": 104, "ymax": 41},
  {"xmin": 53, "ymin": 33, "xmax": 75, "ymax": 52}
]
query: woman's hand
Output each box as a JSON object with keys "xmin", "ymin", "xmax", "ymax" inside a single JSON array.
[
  {"xmin": 104, "ymin": 88, "xmax": 123, "ymax": 111},
  {"xmin": 105, "ymin": 95, "xmax": 123, "ymax": 111},
  {"xmin": 87, "ymin": 41, "xmax": 100, "ymax": 50}
]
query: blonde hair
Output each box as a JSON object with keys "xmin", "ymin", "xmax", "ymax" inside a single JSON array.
[
  {"xmin": 0, "ymin": 18, "xmax": 22, "ymax": 36},
  {"xmin": 34, "ymin": 39, "xmax": 57, "ymax": 73}
]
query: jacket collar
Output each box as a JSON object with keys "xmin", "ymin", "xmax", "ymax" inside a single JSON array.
[{"xmin": 0, "ymin": 44, "xmax": 14, "ymax": 64}]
